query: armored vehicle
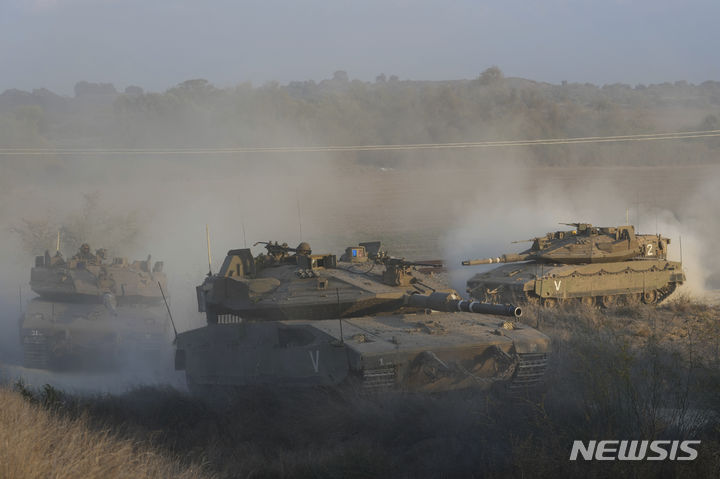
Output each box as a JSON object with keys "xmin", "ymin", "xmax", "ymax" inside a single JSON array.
[
  {"xmin": 463, "ymin": 223, "xmax": 685, "ymax": 308},
  {"xmin": 175, "ymin": 241, "xmax": 550, "ymax": 393},
  {"xmin": 19, "ymin": 245, "xmax": 171, "ymax": 369}
]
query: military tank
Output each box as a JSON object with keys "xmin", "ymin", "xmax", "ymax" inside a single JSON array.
[
  {"xmin": 19, "ymin": 244, "xmax": 172, "ymax": 369},
  {"xmin": 175, "ymin": 240, "xmax": 550, "ymax": 393},
  {"xmin": 463, "ymin": 223, "xmax": 685, "ymax": 308}
]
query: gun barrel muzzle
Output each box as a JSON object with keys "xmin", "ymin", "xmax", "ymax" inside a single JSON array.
[{"xmin": 456, "ymin": 300, "xmax": 521, "ymax": 318}]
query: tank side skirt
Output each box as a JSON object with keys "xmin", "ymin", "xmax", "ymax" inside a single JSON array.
[{"xmin": 470, "ymin": 261, "xmax": 683, "ymax": 303}]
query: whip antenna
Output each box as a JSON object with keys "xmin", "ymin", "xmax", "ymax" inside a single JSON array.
[
  {"xmin": 242, "ymin": 220, "xmax": 247, "ymax": 248},
  {"xmin": 336, "ymin": 288, "xmax": 344, "ymax": 344},
  {"xmin": 296, "ymin": 192, "xmax": 303, "ymax": 242},
  {"xmin": 206, "ymin": 224, "xmax": 213, "ymax": 276},
  {"xmin": 158, "ymin": 281, "xmax": 178, "ymax": 342},
  {"xmin": 679, "ymin": 236, "xmax": 683, "ymax": 264}
]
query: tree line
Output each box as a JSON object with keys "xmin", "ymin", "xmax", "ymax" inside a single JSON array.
[{"xmin": 1, "ymin": 67, "xmax": 719, "ymax": 166}]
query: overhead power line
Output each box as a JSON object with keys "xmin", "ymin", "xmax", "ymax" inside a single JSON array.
[{"xmin": 1, "ymin": 129, "xmax": 719, "ymax": 156}]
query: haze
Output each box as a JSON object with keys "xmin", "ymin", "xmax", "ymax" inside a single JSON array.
[{"xmin": 2, "ymin": 0, "xmax": 720, "ymax": 94}]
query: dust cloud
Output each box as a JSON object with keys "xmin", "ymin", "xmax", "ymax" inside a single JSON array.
[
  {"xmin": 2, "ymin": 150, "xmax": 720, "ymax": 391},
  {"xmin": 442, "ymin": 164, "xmax": 720, "ymax": 299}
]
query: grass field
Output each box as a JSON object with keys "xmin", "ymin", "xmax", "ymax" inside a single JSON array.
[
  {"xmin": 0, "ymin": 385, "xmax": 207, "ymax": 479},
  {"xmin": 2, "ymin": 296, "xmax": 719, "ymax": 479}
]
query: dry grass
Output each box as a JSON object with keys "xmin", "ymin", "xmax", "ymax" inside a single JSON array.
[
  {"xmin": 3, "ymin": 301, "xmax": 720, "ymax": 478},
  {"xmin": 525, "ymin": 298, "xmax": 720, "ymax": 365},
  {"xmin": 0, "ymin": 386, "xmax": 209, "ymax": 479}
]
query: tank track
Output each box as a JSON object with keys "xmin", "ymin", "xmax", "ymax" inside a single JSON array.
[
  {"xmin": 508, "ymin": 353, "xmax": 547, "ymax": 389},
  {"xmin": 535, "ymin": 281, "xmax": 679, "ymax": 308},
  {"xmin": 22, "ymin": 336, "xmax": 50, "ymax": 369},
  {"xmin": 362, "ymin": 366, "xmax": 396, "ymax": 390},
  {"xmin": 654, "ymin": 283, "xmax": 678, "ymax": 303}
]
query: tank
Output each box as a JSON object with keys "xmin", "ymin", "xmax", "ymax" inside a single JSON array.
[
  {"xmin": 462, "ymin": 223, "xmax": 686, "ymax": 308},
  {"xmin": 19, "ymin": 245, "xmax": 172, "ymax": 369},
  {"xmin": 175, "ymin": 241, "xmax": 551, "ymax": 393}
]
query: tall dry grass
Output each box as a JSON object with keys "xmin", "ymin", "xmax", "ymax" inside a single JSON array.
[
  {"xmin": 3, "ymin": 301, "xmax": 720, "ymax": 478},
  {"xmin": 0, "ymin": 386, "xmax": 209, "ymax": 479}
]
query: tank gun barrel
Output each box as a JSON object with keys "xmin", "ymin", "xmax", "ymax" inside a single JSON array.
[
  {"xmin": 462, "ymin": 253, "xmax": 531, "ymax": 266},
  {"xmin": 405, "ymin": 292, "xmax": 521, "ymax": 317},
  {"xmin": 383, "ymin": 257, "xmax": 443, "ymax": 268}
]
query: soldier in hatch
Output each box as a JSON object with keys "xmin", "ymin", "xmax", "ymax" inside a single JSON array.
[
  {"xmin": 294, "ymin": 242, "xmax": 312, "ymax": 256},
  {"xmin": 73, "ymin": 243, "xmax": 97, "ymax": 264},
  {"xmin": 95, "ymin": 248, "xmax": 108, "ymax": 264},
  {"xmin": 255, "ymin": 241, "xmax": 312, "ymax": 268}
]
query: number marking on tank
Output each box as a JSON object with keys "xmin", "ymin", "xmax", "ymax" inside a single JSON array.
[
  {"xmin": 554, "ymin": 280, "xmax": 562, "ymax": 291},
  {"xmin": 646, "ymin": 244, "xmax": 653, "ymax": 256}
]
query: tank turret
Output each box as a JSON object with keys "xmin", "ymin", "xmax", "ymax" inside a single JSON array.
[
  {"xmin": 176, "ymin": 239, "xmax": 550, "ymax": 394},
  {"xmin": 463, "ymin": 223, "xmax": 684, "ymax": 308},
  {"xmin": 463, "ymin": 224, "xmax": 671, "ymax": 266},
  {"xmin": 30, "ymin": 248, "xmax": 166, "ymax": 303}
]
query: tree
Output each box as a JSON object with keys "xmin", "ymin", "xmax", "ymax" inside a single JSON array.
[
  {"xmin": 332, "ymin": 70, "xmax": 349, "ymax": 82},
  {"xmin": 74, "ymin": 81, "xmax": 117, "ymax": 97},
  {"xmin": 478, "ymin": 66, "xmax": 504, "ymax": 85}
]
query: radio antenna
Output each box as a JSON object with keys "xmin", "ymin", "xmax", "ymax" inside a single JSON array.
[
  {"xmin": 158, "ymin": 281, "xmax": 178, "ymax": 342},
  {"xmin": 56, "ymin": 231, "xmax": 60, "ymax": 252},
  {"xmin": 296, "ymin": 191, "xmax": 303, "ymax": 242},
  {"xmin": 242, "ymin": 219, "xmax": 247, "ymax": 248},
  {"xmin": 336, "ymin": 288, "xmax": 344, "ymax": 344},
  {"xmin": 206, "ymin": 224, "xmax": 213, "ymax": 276},
  {"xmin": 655, "ymin": 210, "xmax": 658, "ymax": 235},
  {"xmin": 679, "ymin": 235, "xmax": 683, "ymax": 264}
]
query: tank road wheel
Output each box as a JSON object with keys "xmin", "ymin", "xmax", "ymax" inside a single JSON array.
[
  {"xmin": 622, "ymin": 293, "xmax": 641, "ymax": 306},
  {"xmin": 642, "ymin": 290, "xmax": 658, "ymax": 305},
  {"xmin": 542, "ymin": 298, "xmax": 558, "ymax": 308},
  {"xmin": 580, "ymin": 296, "xmax": 596, "ymax": 308},
  {"xmin": 601, "ymin": 295, "xmax": 617, "ymax": 308}
]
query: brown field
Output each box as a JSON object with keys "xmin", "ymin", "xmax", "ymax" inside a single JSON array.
[
  {"xmin": 0, "ymin": 386, "xmax": 207, "ymax": 479},
  {"xmin": 2, "ymin": 296, "xmax": 719, "ymax": 479}
]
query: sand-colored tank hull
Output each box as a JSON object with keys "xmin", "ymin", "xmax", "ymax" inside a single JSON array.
[{"xmin": 467, "ymin": 259, "xmax": 685, "ymax": 307}]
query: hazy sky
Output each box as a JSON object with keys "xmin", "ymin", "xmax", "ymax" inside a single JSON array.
[{"xmin": 1, "ymin": 0, "xmax": 719, "ymax": 94}]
